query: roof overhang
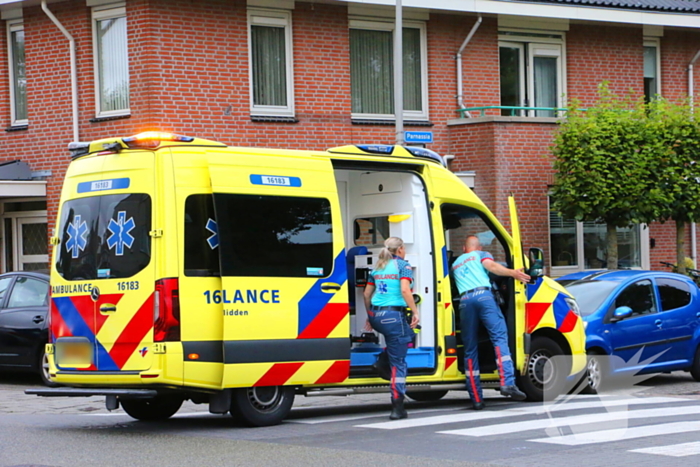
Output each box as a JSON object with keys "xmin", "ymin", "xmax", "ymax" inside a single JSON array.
[{"xmin": 338, "ymin": 0, "xmax": 700, "ymax": 29}]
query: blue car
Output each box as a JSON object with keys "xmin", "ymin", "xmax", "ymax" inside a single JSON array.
[{"xmin": 557, "ymin": 270, "xmax": 700, "ymax": 392}]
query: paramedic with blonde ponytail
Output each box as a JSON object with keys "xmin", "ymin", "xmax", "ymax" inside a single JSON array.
[{"xmin": 363, "ymin": 237, "xmax": 419, "ymax": 420}]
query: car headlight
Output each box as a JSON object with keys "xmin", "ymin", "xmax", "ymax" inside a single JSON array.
[{"xmin": 565, "ymin": 297, "xmax": 581, "ymax": 317}]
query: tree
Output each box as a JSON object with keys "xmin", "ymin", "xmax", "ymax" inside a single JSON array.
[
  {"xmin": 647, "ymin": 99, "xmax": 700, "ymax": 274},
  {"xmin": 550, "ymin": 84, "xmax": 670, "ymax": 270}
]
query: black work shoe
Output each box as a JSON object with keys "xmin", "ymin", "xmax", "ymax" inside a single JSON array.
[
  {"xmin": 500, "ymin": 385, "xmax": 527, "ymax": 401},
  {"xmin": 471, "ymin": 401, "xmax": 485, "ymax": 411},
  {"xmin": 390, "ymin": 396, "xmax": 408, "ymax": 420}
]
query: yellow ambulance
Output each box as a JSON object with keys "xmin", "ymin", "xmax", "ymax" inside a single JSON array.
[{"xmin": 31, "ymin": 132, "xmax": 585, "ymax": 426}]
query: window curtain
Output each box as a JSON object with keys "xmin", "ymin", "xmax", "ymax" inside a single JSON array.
[
  {"xmin": 350, "ymin": 27, "xmax": 422, "ymax": 114},
  {"xmin": 97, "ymin": 16, "xmax": 129, "ymax": 112},
  {"xmin": 11, "ymin": 28, "xmax": 27, "ymax": 121},
  {"xmin": 533, "ymin": 56, "xmax": 557, "ymax": 117},
  {"xmin": 251, "ymin": 25, "xmax": 287, "ymax": 106},
  {"xmin": 644, "ymin": 46, "xmax": 658, "ymax": 100}
]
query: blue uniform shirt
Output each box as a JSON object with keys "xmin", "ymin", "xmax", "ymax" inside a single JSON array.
[
  {"xmin": 451, "ymin": 250, "xmax": 493, "ymax": 294},
  {"xmin": 368, "ymin": 257, "xmax": 413, "ymax": 307}
]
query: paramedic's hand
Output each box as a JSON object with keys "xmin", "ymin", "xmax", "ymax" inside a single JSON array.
[
  {"xmin": 512, "ymin": 268, "xmax": 531, "ymax": 284},
  {"xmin": 364, "ymin": 319, "xmax": 373, "ymax": 332},
  {"xmin": 410, "ymin": 312, "xmax": 420, "ymax": 329}
]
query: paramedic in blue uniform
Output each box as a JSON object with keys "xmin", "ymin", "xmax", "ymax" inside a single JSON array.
[
  {"xmin": 452, "ymin": 235, "xmax": 530, "ymax": 410},
  {"xmin": 363, "ymin": 236, "xmax": 419, "ymax": 420}
]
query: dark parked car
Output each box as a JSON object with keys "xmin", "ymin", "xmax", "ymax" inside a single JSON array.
[
  {"xmin": 558, "ymin": 270, "xmax": 700, "ymax": 393},
  {"xmin": 0, "ymin": 271, "xmax": 53, "ymax": 386}
]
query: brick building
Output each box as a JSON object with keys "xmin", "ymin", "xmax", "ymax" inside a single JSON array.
[{"xmin": 1, "ymin": 0, "xmax": 699, "ymax": 274}]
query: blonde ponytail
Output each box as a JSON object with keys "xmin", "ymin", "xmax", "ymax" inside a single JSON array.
[{"xmin": 375, "ymin": 237, "xmax": 404, "ymax": 271}]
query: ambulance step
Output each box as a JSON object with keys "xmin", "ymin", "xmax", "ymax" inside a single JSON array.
[{"xmin": 25, "ymin": 388, "xmax": 159, "ymax": 398}]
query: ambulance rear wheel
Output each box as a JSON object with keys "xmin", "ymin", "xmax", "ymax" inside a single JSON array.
[
  {"xmin": 120, "ymin": 396, "xmax": 183, "ymax": 421},
  {"xmin": 519, "ymin": 338, "xmax": 566, "ymax": 402},
  {"xmin": 230, "ymin": 386, "xmax": 295, "ymax": 427},
  {"xmin": 406, "ymin": 390, "xmax": 449, "ymax": 402}
]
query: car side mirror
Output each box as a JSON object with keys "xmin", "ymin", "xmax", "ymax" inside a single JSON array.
[
  {"xmin": 527, "ymin": 247, "xmax": 545, "ymax": 280},
  {"xmin": 610, "ymin": 306, "xmax": 633, "ymax": 322}
]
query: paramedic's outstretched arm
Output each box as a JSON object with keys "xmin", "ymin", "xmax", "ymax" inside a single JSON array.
[
  {"xmin": 482, "ymin": 259, "xmax": 531, "ymax": 283},
  {"xmin": 363, "ymin": 284, "xmax": 375, "ymax": 331},
  {"xmin": 401, "ymin": 279, "xmax": 420, "ymax": 329}
]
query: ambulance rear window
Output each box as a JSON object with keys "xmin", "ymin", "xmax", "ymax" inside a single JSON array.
[
  {"xmin": 184, "ymin": 194, "xmax": 220, "ymax": 277},
  {"xmin": 214, "ymin": 194, "xmax": 333, "ymax": 277},
  {"xmin": 55, "ymin": 194, "xmax": 151, "ymax": 280}
]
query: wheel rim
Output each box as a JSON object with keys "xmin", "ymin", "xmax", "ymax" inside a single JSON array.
[
  {"xmin": 246, "ymin": 387, "xmax": 283, "ymax": 413},
  {"xmin": 41, "ymin": 351, "xmax": 51, "ymax": 383},
  {"xmin": 587, "ymin": 356, "xmax": 602, "ymax": 390},
  {"xmin": 528, "ymin": 349, "xmax": 554, "ymax": 389}
]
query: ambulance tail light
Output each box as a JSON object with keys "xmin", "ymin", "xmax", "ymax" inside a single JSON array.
[
  {"xmin": 154, "ymin": 278, "xmax": 181, "ymax": 342},
  {"xmin": 123, "ymin": 132, "xmax": 194, "ymax": 149}
]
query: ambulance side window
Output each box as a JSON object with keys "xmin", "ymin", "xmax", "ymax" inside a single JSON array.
[
  {"xmin": 441, "ymin": 204, "xmax": 507, "ymax": 267},
  {"xmin": 184, "ymin": 195, "xmax": 220, "ymax": 276},
  {"xmin": 214, "ymin": 194, "xmax": 333, "ymax": 277}
]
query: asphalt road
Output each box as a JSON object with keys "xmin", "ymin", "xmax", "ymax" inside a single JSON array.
[{"xmin": 1, "ymin": 371, "xmax": 700, "ymax": 467}]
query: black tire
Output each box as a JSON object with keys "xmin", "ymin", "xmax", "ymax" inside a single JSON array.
[
  {"xmin": 519, "ymin": 337, "xmax": 567, "ymax": 401},
  {"xmin": 37, "ymin": 345, "xmax": 59, "ymax": 387},
  {"xmin": 581, "ymin": 352, "xmax": 607, "ymax": 394},
  {"xmin": 405, "ymin": 390, "xmax": 449, "ymax": 402},
  {"xmin": 690, "ymin": 346, "xmax": 700, "ymax": 382},
  {"xmin": 230, "ymin": 386, "xmax": 295, "ymax": 427},
  {"xmin": 120, "ymin": 396, "xmax": 183, "ymax": 421}
]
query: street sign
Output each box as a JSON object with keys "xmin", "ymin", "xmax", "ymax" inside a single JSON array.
[{"xmin": 404, "ymin": 131, "xmax": 433, "ymax": 144}]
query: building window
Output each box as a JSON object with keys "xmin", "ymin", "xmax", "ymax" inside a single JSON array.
[
  {"xmin": 248, "ymin": 9, "xmax": 294, "ymax": 117},
  {"xmin": 499, "ymin": 32, "xmax": 564, "ymax": 117},
  {"xmin": 7, "ymin": 20, "xmax": 27, "ymax": 125},
  {"xmin": 92, "ymin": 4, "xmax": 129, "ymax": 117},
  {"xmin": 549, "ymin": 201, "xmax": 647, "ymax": 273},
  {"xmin": 644, "ymin": 39, "xmax": 660, "ymax": 102},
  {"xmin": 349, "ymin": 19, "xmax": 427, "ymax": 121}
]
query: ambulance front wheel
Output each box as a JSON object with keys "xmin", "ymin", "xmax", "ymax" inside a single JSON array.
[
  {"xmin": 230, "ymin": 386, "xmax": 295, "ymax": 427},
  {"xmin": 519, "ymin": 337, "xmax": 567, "ymax": 402},
  {"xmin": 120, "ymin": 396, "xmax": 184, "ymax": 421}
]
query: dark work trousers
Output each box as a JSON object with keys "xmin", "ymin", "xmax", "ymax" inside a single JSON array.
[
  {"xmin": 369, "ymin": 308, "xmax": 413, "ymax": 400},
  {"xmin": 459, "ymin": 289, "xmax": 516, "ymax": 403}
]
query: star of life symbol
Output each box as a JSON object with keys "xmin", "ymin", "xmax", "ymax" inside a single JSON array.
[
  {"xmin": 107, "ymin": 211, "xmax": 135, "ymax": 256},
  {"xmin": 65, "ymin": 215, "xmax": 88, "ymax": 259},
  {"xmin": 377, "ymin": 282, "xmax": 388, "ymax": 294},
  {"xmin": 206, "ymin": 218, "xmax": 219, "ymax": 249}
]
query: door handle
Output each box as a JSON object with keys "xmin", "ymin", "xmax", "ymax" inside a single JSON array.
[
  {"xmin": 654, "ymin": 319, "xmax": 662, "ymax": 328},
  {"xmin": 32, "ymin": 315, "xmax": 44, "ymax": 324},
  {"xmin": 100, "ymin": 304, "xmax": 117, "ymax": 314},
  {"xmin": 320, "ymin": 283, "xmax": 341, "ymax": 292}
]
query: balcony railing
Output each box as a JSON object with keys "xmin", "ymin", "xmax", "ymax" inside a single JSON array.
[{"xmin": 457, "ymin": 105, "xmax": 583, "ymax": 118}]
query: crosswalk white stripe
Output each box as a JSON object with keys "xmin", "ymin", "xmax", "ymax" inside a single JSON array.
[
  {"xmin": 529, "ymin": 421, "xmax": 700, "ymax": 446},
  {"xmin": 630, "ymin": 441, "xmax": 700, "ymax": 457},
  {"xmin": 439, "ymin": 403, "xmax": 700, "ymax": 437},
  {"xmin": 355, "ymin": 397, "xmax": 681, "ymax": 430}
]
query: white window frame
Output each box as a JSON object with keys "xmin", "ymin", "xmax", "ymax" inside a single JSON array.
[
  {"xmin": 498, "ymin": 30, "xmax": 566, "ymax": 117},
  {"xmin": 349, "ymin": 18, "xmax": 429, "ymax": 122},
  {"xmin": 548, "ymin": 203, "xmax": 650, "ymax": 276},
  {"xmin": 644, "ymin": 37, "xmax": 661, "ymax": 99},
  {"xmin": 7, "ymin": 20, "xmax": 27, "ymax": 126},
  {"xmin": 247, "ymin": 8, "xmax": 295, "ymax": 117},
  {"xmin": 92, "ymin": 3, "xmax": 129, "ymax": 118}
]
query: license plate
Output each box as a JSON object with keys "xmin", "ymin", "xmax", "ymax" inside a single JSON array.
[{"xmin": 57, "ymin": 342, "xmax": 92, "ymax": 367}]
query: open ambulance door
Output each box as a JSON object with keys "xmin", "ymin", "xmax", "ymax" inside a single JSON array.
[
  {"xmin": 208, "ymin": 154, "xmax": 351, "ymax": 399},
  {"xmin": 507, "ymin": 196, "xmax": 528, "ymax": 371}
]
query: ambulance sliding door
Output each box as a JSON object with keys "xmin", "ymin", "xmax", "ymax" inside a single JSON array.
[{"xmin": 209, "ymin": 154, "xmax": 350, "ymax": 388}]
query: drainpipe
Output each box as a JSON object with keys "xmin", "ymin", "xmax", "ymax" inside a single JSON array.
[
  {"xmin": 42, "ymin": 0, "xmax": 79, "ymax": 143},
  {"xmin": 456, "ymin": 15, "xmax": 482, "ymax": 118},
  {"xmin": 690, "ymin": 49, "xmax": 700, "ymax": 264}
]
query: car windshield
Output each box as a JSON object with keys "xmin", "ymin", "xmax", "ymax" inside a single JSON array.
[{"xmin": 559, "ymin": 280, "xmax": 620, "ymax": 317}]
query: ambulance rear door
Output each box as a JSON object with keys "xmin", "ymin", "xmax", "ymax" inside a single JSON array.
[
  {"xmin": 52, "ymin": 150, "xmax": 156, "ymax": 373},
  {"xmin": 208, "ymin": 152, "xmax": 350, "ymax": 388}
]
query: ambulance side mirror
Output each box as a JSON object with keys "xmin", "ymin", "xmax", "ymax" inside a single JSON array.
[{"xmin": 527, "ymin": 248, "xmax": 545, "ymax": 279}]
